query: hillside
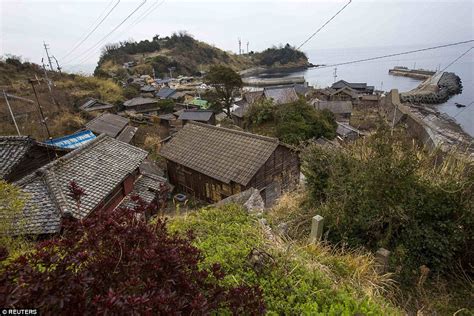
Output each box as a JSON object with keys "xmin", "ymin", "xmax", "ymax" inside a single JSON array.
[
  {"xmin": 94, "ymin": 32, "xmax": 309, "ymax": 79},
  {"xmin": 0, "ymin": 57, "xmax": 125, "ymax": 140}
]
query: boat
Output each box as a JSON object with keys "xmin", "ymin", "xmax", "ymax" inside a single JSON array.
[{"xmin": 455, "ymin": 102, "xmax": 466, "ymax": 108}]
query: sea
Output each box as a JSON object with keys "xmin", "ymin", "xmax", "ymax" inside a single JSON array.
[{"xmin": 288, "ymin": 44, "xmax": 473, "ymax": 136}]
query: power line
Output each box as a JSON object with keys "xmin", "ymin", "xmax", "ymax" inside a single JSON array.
[
  {"xmin": 109, "ymin": 0, "xmax": 165, "ymax": 42},
  {"xmin": 308, "ymin": 40, "xmax": 474, "ymax": 70},
  {"xmin": 440, "ymin": 46, "xmax": 473, "ymax": 72},
  {"xmin": 64, "ymin": 0, "xmax": 147, "ymax": 67},
  {"xmin": 297, "ymin": 0, "xmax": 352, "ymax": 50},
  {"xmin": 61, "ymin": 0, "xmax": 121, "ymax": 62}
]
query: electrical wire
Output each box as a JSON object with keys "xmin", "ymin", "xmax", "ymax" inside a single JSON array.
[
  {"xmin": 309, "ymin": 40, "xmax": 474, "ymax": 70},
  {"xmin": 297, "ymin": 0, "xmax": 352, "ymax": 50},
  {"xmin": 63, "ymin": 0, "xmax": 147, "ymax": 67},
  {"xmin": 61, "ymin": 0, "xmax": 121, "ymax": 61},
  {"xmin": 439, "ymin": 46, "xmax": 473, "ymax": 72}
]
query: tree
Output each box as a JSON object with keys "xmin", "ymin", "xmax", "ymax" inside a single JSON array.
[
  {"xmin": 0, "ymin": 199, "xmax": 265, "ymax": 314},
  {"xmin": 205, "ymin": 65, "xmax": 242, "ymax": 117},
  {"xmin": 275, "ymin": 99, "xmax": 337, "ymax": 145}
]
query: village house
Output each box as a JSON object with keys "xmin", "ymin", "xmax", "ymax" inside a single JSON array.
[
  {"xmin": 2, "ymin": 135, "xmax": 168, "ymax": 237},
  {"xmin": 329, "ymin": 87, "xmax": 359, "ymax": 104},
  {"xmin": 331, "ymin": 80, "xmax": 374, "ymax": 94},
  {"xmin": 123, "ymin": 97, "xmax": 159, "ymax": 114},
  {"xmin": 263, "ymin": 85, "xmax": 299, "ymax": 104},
  {"xmin": 0, "ymin": 136, "xmax": 70, "ymax": 182},
  {"xmin": 79, "ymin": 98, "xmax": 115, "ymax": 113},
  {"xmin": 336, "ymin": 122, "xmax": 364, "ymax": 141},
  {"xmin": 178, "ymin": 109, "xmax": 216, "ymax": 125},
  {"xmin": 85, "ymin": 112, "xmax": 137, "ymax": 143},
  {"xmin": 160, "ymin": 122, "xmax": 300, "ymax": 205},
  {"xmin": 312, "ymin": 100, "xmax": 353, "ymax": 121},
  {"xmin": 156, "ymin": 87, "xmax": 177, "ymax": 99}
]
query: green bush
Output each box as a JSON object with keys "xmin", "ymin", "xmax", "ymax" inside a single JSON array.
[
  {"xmin": 275, "ymin": 99, "xmax": 337, "ymax": 145},
  {"xmin": 302, "ymin": 129, "xmax": 473, "ymax": 277},
  {"xmin": 168, "ymin": 204, "xmax": 398, "ymax": 315},
  {"xmin": 244, "ymin": 99, "xmax": 276, "ymax": 127}
]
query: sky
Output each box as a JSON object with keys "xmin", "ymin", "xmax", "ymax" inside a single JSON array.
[{"xmin": 0, "ymin": 0, "xmax": 473, "ymax": 73}]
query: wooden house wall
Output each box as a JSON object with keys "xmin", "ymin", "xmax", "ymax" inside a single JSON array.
[
  {"xmin": 166, "ymin": 160, "xmax": 242, "ymax": 203},
  {"xmin": 166, "ymin": 144, "xmax": 299, "ymax": 204}
]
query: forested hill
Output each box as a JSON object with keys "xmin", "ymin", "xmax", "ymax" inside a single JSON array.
[{"xmin": 94, "ymin": 32, "xmax": 309, "ymax": 78}]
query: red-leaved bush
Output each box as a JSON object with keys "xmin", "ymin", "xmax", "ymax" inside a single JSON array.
[{"xmin": 0, "ymin": 204, "xmax": 265, "ymax": 315}]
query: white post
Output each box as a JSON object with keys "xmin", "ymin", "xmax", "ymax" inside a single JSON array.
[
  {"xmin": 309, "ymin": 215, "xmax": 324, "ymax": 243},
  {"xmin": 3, "ymin": 91, "xmax": 21, "ymax": 136}
]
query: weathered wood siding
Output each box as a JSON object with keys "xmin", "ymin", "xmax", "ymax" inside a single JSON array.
[{"xmin": 166, "ymin": 144, "xmax": 299, "ymax": 204}]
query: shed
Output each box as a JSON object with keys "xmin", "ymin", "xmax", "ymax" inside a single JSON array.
[
  {"xmin": 160, "ymin": 122, "xmax": 300, "ymax": 204},
  {"xmin": 336, "ymin": 122, "xmax": 363, "ymax": 141},
  {"xmin": 79, "ymin": 98, "xmax": 115, "ymax": 112},
  {"xmin": 178, "ymin": 110, "xmax": 215, "ymax": 125},
  {"xmin": 85, "ymin": 113, "xmax": 130, "ymax": 138},
  {"xmin": 123, "ymin": 97, "xmax": 159, "ymax": 113},
  {"xmin": 140, "ymin": 85, "xmax": 156, "ymax": 93}
]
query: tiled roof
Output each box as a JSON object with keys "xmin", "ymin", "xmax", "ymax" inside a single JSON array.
[
  {"xmin": 8, "ymin": 135, "xmax": 148, "ymax": 235},
  {"xmin": 116, "ymin": 126, "xmax": 138, "ymax": 144},
  {"xmin": 263, "ymin": 86, "xmax": 298, "ymax": 104},
  {"xmin": 313, "ymin": 100, "xmax": 353, "ymax": 114},
  {"xmin": 0, "ymin": 136, "xmax": 32, "ymax": 179},
  {"xmin": 123, "ymin": 97, "xmax": 157, "ymax": 107},
  {"xmin": 160, "ymin": 122, "xmax": 280, "ymax": 185},
  {"xmin": 119, "ymin": 173, "xmax": 168, "ymax": 209},
  {"xmin": 85, "ymin": 113, "xmax": 129, "ymax": 138},
  {"xmin": 178, "ymin": 110, "xmax": 214, "ymax": 122},
  {"xmin": 79, "ymin": 98, "xmax": 115, "ymax": 112},
  {"xmin": 156, "ymin": 87, "xmax": 176, "ymax": 99}
]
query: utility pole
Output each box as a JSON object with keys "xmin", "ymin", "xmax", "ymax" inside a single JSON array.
[
  {"xmin": 333, "ymin": 67, "xmax": 338, "ymax": 83},
  {"xmin": 51, "ymin": 56, "xmax": 62, "ymax": 75},
  {"xmin": 238, "ymin": 38, "xmax": 242, "ymax": 55},
  {"xmin": 3, "ymin": 90, "xmax": 21, "ymax": 136},
  {"xmin": 29, "ymin": 78, "xmax": 52, "ymax": 139},
  {"xmin": 43, "ymin": 41, "xmax": 54, "ymax": 71},
  {"xmin": 41, "ymin": 58, "xmax": 58, "ymax": 107}
]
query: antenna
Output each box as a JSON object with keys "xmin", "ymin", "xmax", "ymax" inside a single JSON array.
[{"xmin": 43, "ymin": 41, "xmax": 54, "ymax": 71}]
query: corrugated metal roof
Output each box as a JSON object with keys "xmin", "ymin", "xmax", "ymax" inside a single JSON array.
[
  {"xmin": 160, "ymin": 122, "xmax": 280, "ymax": 185},
  {"xmin": 85, "ymin": 113, "xmax": 129, "ymax": 138},
  {"xmin": 116, "ymin": 126, "xmax": 138, "ymax": 144},
  {"xmin": 156, "ymin": 87, "xmax": 176, "ymax": 99},
  {"xmin": 263, "ymin": 86, "xmax": 298, "ymax": 104},
  {"xmin": 45, "ymin": 130, "xmax": 96, "ymax": 149},
  {"xmin": 79, "ymin": 98, "xmax": 115, "ymax": 112},
  {"xmin": 123, "ymin": 97, "xmax": 157, "ymax": 107},
  {"xmin": 313, "ymin": 100, "xmax": 353, "ymax": 114}
]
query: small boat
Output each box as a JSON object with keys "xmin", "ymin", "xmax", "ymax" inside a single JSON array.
[{"xmin": 455, "ymin": 102, "xmax": 466, "ymax": 108}]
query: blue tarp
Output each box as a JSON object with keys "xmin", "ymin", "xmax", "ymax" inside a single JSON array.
[{"xmin": 45, "ymin": 130, "xmax": 96, "ymax": 149}]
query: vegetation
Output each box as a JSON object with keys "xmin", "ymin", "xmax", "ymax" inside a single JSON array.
[
  {"xmin": 205, "ymin": 65, "xmax": 243, "ymax": 117},
  {"xmin": 245, "ymin": 99, "xmax": 337, "ymax": 145},
  {"xmin": 169, "ymin": 204, "xmax": 399, "ymax": 315},
  {"xmin": 257, "ymin": 44, "xmax": 308, "ymax": 67},
  {"xmin": 96, "ymin": 32, "xmax": 253, "ymax": 78},
  {"xmin": 0, "ymin": 181, "xmax": 32, "ymax": 266},
  {"xmin": 269, "ymin": 129, "xmax": 473, "ymax": 314},
  {"xmin": 0, "ymin": 202, "xmax": 264, "ymax": 314}
]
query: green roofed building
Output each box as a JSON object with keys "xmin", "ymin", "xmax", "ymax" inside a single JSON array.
[{"xmin": 190, "ymin": 98, "xmax": 209, "ymax": 109}]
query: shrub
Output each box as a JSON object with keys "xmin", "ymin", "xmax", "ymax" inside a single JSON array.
[
  {"xmin": 169, "ymin": 204, "xmax": 398, "ymax": 315},
  {"xmin": 301, "ymin": 129, "xmax": 473, "ymax": 277},
  {"xmin": 0, "ymin": 203, "xmax": 264, "ymax": 314},
  {"xmin": 244, "ymin": 99, "xmax": 276, "ymax": 127},
  {"xmin": 275, "ymin": 99, "xmax": 337, "ymax": 145}
]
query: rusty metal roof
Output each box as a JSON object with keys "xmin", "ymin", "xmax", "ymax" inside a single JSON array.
[{"xmin": 160, "ymin": 122, "xmax": 280, "ymax": 185}]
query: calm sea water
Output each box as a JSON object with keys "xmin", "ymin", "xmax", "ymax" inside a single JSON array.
[{"xmin": 292, "ymin": 44, "xmax": 473, "ymax": 136}]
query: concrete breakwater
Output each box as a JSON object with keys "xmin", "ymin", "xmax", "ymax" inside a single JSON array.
[
  {"xmin": 388, "ymin": 67, "xmax": 435, "ymax": 80},
  {"xmin": 400, "ymin": 72, "xmax": 462, "ymax": 104},
  {"xmin": 242, "ymin": 76, "xmax": 306, "ymax": 87}
]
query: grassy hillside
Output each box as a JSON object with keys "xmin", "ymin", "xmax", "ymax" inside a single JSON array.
[
  {"xmin": 169, "ymin": 204, "xmax": 400, "ymax": 315},
  {"xmin": 94, "ymin": 32, "xmax": 309, "ymax": 78},
  {"xmin": 0, "ymin": 57, "xmax": 125, "ymax": 140}
]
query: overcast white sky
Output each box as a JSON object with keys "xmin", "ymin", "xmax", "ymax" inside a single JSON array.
[{"xmin": 1, "ymin": 0, "xmax": 472, "ymax": 73}]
